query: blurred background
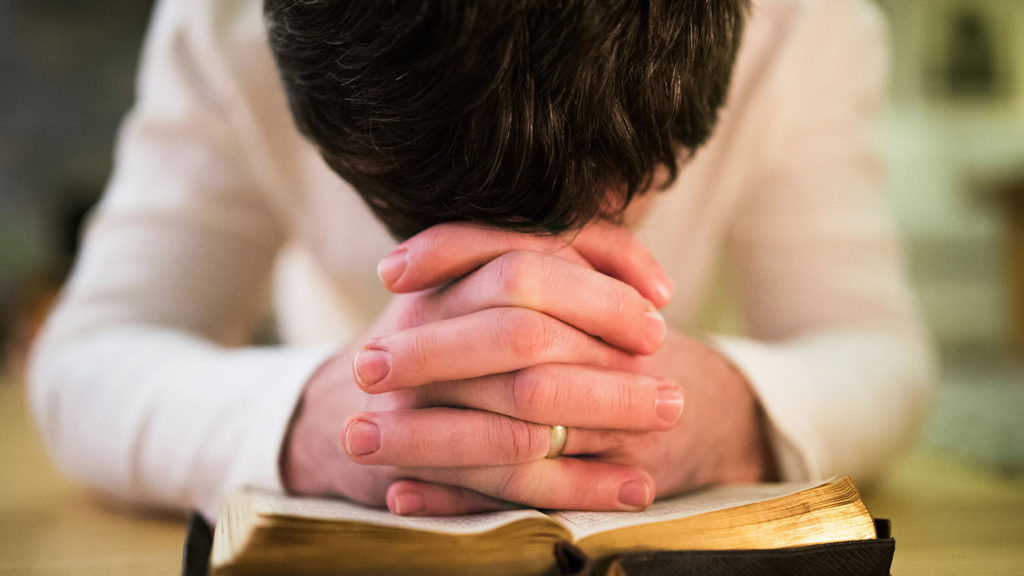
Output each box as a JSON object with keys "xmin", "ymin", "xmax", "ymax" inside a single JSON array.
[
  {"xmin": 6, "ymin": 0, "xmax": 1021, "ymax": 474},
  {"xmin": 0, "ymin": 2, "xmax": 154, "ymax": 379},
  {"xmin": 876, "ymin": 0, "xmax": 1024, "ymax": 473}
]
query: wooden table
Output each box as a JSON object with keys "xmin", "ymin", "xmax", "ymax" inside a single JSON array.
[
  {"xmin": 0, "ymin": 378, "xmax": 185, "ymax": 575},
  {"xmin": 2, "ymin": 376, "xmax": 1023, "ymax": 575},
  {"xmin": 863, "ymin": 449, "xmax": 1024, "ymax": 575}
]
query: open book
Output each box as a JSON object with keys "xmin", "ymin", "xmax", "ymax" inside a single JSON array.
[{"xmin": 211, "ymin": 476, "xmax": 879, "ymax": 576}]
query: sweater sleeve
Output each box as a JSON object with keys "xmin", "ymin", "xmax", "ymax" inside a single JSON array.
[
  {"xmin": 714, "ymin": 0, "xmax": 936, "ymax": 484},
  {"xmin": 27, "ymin": 0, "xmax": 333, "ymax": 520}
]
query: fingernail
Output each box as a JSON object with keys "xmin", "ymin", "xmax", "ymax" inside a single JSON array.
[
  {"xmin": 377, "ymin": 248, "xmax": 408, "ymax": 287},
  {"xmin": 655, "ymin": 382, "xmax": 684, "ymax": 425},
  {"xmin": 353, "ymin": 348, "xmax": 390, "ymax": 388},
  {"xmin": 618, "ymin": 479, "xmax": 652, "ymax": 509},
  {"xmin": 344, "ymin": 419, "xmax": 380, "ymax": 456},
  {"xmin": 393, "ymin": 491, "xmax": 426, "ymax": 516},
  {"xmin": 644, "ymin": 307, "xmax": 667, "ymax": 349},
  {"xmin": 653, "ymin": 273, "xmax": 674, "ymax": 306}
]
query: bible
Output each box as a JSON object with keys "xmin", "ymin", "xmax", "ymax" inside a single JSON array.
[{"xmin": 209, "ymin": 476, "xmax": 888, "ymax": 576}]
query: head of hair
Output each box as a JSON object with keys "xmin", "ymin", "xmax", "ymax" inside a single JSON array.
[{"xmin": 265, "ymin": 0, "xmax": 748, "ymax": 240}]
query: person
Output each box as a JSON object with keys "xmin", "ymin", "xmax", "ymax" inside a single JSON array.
[{"xmin": 29, "ymin": 0, "xmax": 934, "ymax": 522}]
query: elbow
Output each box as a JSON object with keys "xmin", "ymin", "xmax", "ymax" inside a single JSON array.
[
  {"xmin": 857, "ymin": 325, "xmax": 939, "ymax": 485},
  {"xmin": 26, "ymin": 320, "xmax": 91, "ymax": 489},
  {"xmin": 25, "ymin": 315, "xmax": 135, "ymax": 504},
  {"xmin": 26, "ymin": 318, "xmax": 68, "ymax": 463}
]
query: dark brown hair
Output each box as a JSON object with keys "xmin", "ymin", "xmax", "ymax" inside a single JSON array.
[{"xmin": 266, "ymin": 0, "xmax": 748, "ymax": 240}]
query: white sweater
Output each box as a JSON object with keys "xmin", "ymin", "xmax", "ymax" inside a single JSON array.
[{"xmin": 29, "ymin": 0, "xmax": 935, "ymax": 520}]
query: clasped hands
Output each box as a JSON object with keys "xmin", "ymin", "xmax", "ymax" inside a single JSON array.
[{"xmin": 283, "ymin": 222, "xmax": 771, "ymax": 516}]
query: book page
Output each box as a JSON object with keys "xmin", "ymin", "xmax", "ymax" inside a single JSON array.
[
  {"xmin": 550, "ymin": 481, "xmax": 821, "ymax": 541},
  {"xmin": 246, "ymin": 489, "xmax": 547, "ymax": 535}
]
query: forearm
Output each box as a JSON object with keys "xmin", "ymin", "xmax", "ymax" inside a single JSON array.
[
  {"xmin": 29, "ymin": 323, "xmax": 331, "ymax": 519},
  {"xmin": 714, "ymin": 326, "xmax": 935, "ymax": 483}
]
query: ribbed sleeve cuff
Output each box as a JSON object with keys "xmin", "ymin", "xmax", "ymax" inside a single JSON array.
[
  {"xmin": 200, "ymin": 345, "xmax": 336, "ymax": 520},
  {"xmin": 709, "ymin": 335, "xmax": 822, "ymax": 483}
]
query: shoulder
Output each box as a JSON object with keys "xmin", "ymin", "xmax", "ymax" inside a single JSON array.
[
  {"xmin": 740, "ymin": 0, "xmax": 887, "ymax": 73},
  {"xmin": 728, "ymin": 0, "xmax": 888, "ymax": 116},
  {"xmin": 748, "ymin": 0, "xmax": 885, "ymax": 35},
  {"xmin": 147, "ymin": 0, "xmax": 264, "ymax": 50},
  {"xmin": 137, "ymin": 0, "xmax": 270, "ymax": 109}
]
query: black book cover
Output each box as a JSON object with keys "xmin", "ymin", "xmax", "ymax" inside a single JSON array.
[{"xmin": 602, "ymin": 519, "xmax": 894, "ymax": 576}]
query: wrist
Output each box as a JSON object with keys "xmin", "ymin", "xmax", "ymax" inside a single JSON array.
[
  {"xmin": 280, "ymin": 373, "xmax": 330, "ymax": 496},
  {"xmin": 279, "ymin": 351, "xmax": 359, "ymax": 496},
  {"xmin": 704, "ymin": 345, "xmax": 778, "ymax": 484}
]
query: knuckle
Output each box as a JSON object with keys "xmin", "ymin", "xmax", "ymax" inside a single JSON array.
[
  {"xmin": 492, "ymin": 251, "xmax": 539, "ymax": 303},
  {"xmin": 497, "ymin": 309, "xmax": 550, "ymax": 361},
  {"xmin": 490, "ymin": 417, "xmax": 544, "ymax": 463},
  {"xmin": 509, "ymin": 368, "xmax": 552, "ymax": 418}
]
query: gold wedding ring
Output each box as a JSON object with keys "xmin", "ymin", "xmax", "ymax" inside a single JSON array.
[{"xmin": 545, "ymin": 425, "xmax": 568, "ymax": 459}]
